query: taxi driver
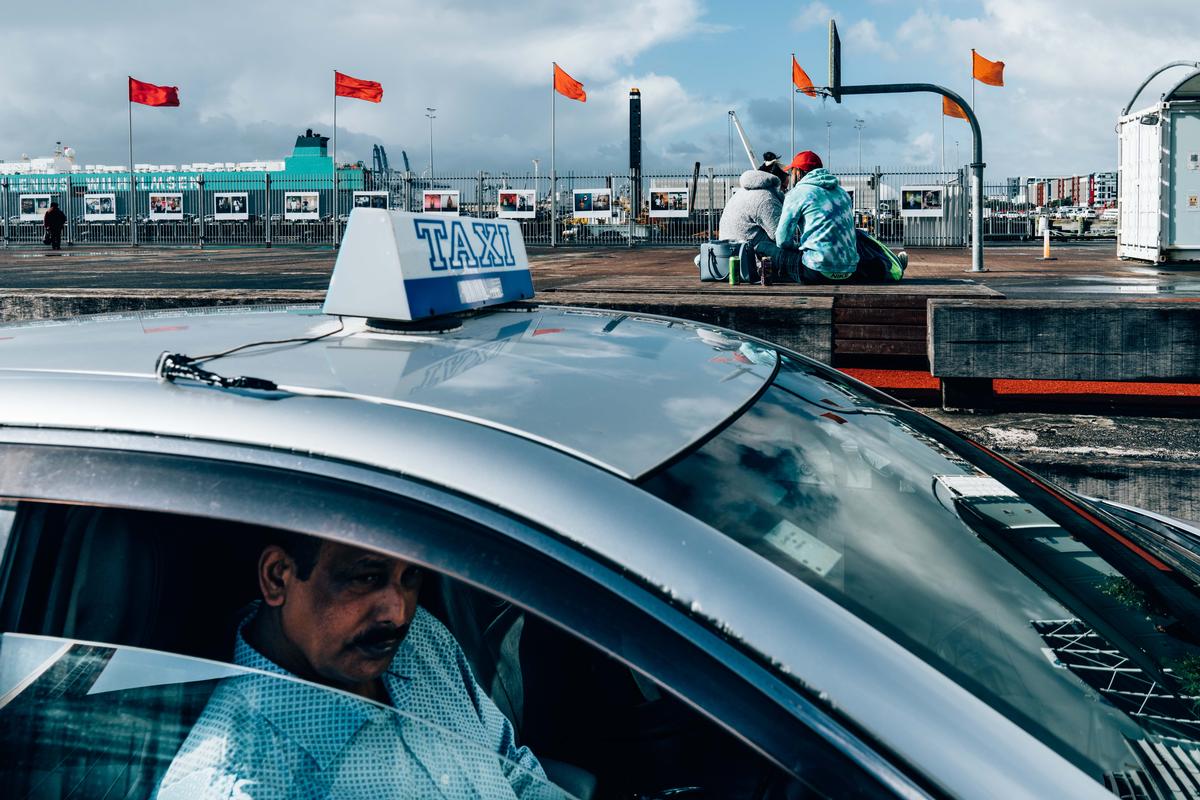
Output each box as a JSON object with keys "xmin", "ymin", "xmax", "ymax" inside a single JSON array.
[{"xmin": 157, "ymin": 534, "xmax": 557, "ymax": 798}]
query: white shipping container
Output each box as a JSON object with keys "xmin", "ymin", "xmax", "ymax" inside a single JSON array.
[{"xmin": 1118, "ymin": 68, "xmax": 1200, "ymax": 262}]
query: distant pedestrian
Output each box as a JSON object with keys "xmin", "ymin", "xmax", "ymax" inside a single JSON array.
[{"xmin": 43, "ymin": 201, "xmax": 66, "ymax": 251}]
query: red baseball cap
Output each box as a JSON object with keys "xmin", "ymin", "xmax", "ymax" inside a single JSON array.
[{"xmin": 788, "ymin": 150, "xmax": 823, "ymax": 171}]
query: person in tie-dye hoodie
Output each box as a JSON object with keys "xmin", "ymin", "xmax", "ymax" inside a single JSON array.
[{"xmin": 774, "ymin": 151, "xmax": 860, "ymax": 283}]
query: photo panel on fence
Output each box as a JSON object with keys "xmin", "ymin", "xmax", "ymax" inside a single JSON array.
[
  {"xmin": 353, "ymin": 191, "xmax": 389, "ymax": 210},
  {"xmin": 214, "ymin": 192, "xmax": 250, "ymax": 221},
  {"xmin": 284, "ymin": 191, "xmax": 320, "ymax": 220},
  {"xmin": 900, "ymin": 185, "xmax": 945, "ymax": 218},
  {"xmin": 422, "ymin": 190, "xmax": 460, "ymax": 215},
  {"xmin": 19, "ymin": 194, "xmax": 52, "ymax": 222},
  {"xmin": 648, "ymin": 187, "xmax": 689, "ymax": 218},
  {"xmin": 573, "ymin": 188, "xmax": 612, "ymax": 220},
  {"xmin": 498, "ymin": 189, "xmax": 536, "ymax": 219},
  {"xmin": 83, "ymin": 193, "xmax": 117, "ymax": 222},
  {"xmin": 148, "ymin": 192, "xmax": 184, "ymax": 221}
]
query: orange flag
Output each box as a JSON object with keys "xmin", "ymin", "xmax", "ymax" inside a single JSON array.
[
  {"xmin": 792, "ymin": 56, "xmax": 817, "ymax": 98},
  {"xmin": 129, "ymin": 77, "xmax": 180, "ymax": 107},
  {"xmin": 972, "ymin": 51, "xmax": 1004, "ymax": 87},
  {"xmin": 553, "ymin": 64, "xmax": 586, "ymax": 102},
  {"xmin": 943, "ymin": 96, "xmax": 968, "ymax": 119},
  {"xmin": 334, "ymin": 71, "xmax": 383, "ymax": 103}
]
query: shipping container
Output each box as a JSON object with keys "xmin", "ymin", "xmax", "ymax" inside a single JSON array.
[{"xmin": 1118, "ymin": 69, "xmax": 1200, "ymax": 262}]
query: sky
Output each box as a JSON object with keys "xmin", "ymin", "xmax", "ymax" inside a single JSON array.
[{"xmin": 1, "ymin": 0, "xmax": 1196, "ymax": 182}]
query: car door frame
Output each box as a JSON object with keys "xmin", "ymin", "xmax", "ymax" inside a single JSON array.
[{"xmin": 0, "ymin": 428, "xmax": 934, "ymax": 800}]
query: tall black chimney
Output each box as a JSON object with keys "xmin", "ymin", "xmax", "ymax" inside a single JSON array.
[{"xmin": 629, "ymin": 88, "xmax": 642, "ymax": 218}]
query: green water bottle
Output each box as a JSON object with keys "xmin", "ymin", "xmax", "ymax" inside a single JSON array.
[{"xmin": 728, "ymin": 255, "xmax": 739, "ymax": 285}]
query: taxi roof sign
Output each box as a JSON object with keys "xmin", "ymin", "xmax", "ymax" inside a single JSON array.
[{"xmin": 323, "ymin": 209, "xmax": 534, "ymax": 322}]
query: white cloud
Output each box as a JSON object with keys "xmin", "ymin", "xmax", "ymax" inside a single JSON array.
[
  {"xmin": 792, "ymin": 2, "xmax": 834, "ymax": 31},
  {"xmin": 907, "ymin": 132, "xmax": 937, "ymax": 165},
  {"xmin": 888, "ymin": 0, "xmax": 1200, "ymax": 176},
  {"xmin": 846, "ymin": 19, "xmax": 896, "ymax": 62},
  {"xmin": 0, "ymin": 0, "xmax": 713, "ymax": 173}
]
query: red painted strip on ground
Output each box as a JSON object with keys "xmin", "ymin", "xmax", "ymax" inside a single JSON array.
[
  {"xmin": 840, "ymin": 368, "xmax": 1200, "ymax": 397},
  {"xmin": 841, "ymin": 368, "xmax": 937, "ymax": 390},
  {"xmin": 142, "ymin": 325, "xmax": 189, "ymax": 334}
]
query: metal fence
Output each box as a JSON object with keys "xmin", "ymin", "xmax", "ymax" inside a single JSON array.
[{"xmin": 1, "ymin": 168, "xmax": 1037, "ymax": 249}]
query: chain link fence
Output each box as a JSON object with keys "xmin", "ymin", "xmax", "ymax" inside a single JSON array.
[{"xmin": 1, "ymin": 168, "xmax": 1036, "ymax": 249}]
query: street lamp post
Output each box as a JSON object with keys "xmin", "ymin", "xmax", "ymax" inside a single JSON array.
[
  {"xmin": 825, "ymin": 121, "xmax": 833, "ymax": 170},
  {"xmin": 425, "ymin": 107, "xmax": 437, "ymax": 185},
  {"xmin": 854, "ymin": 118, "xmax": 865, "ymax": 174},
  {"xmin": 532, "ymin": 159, "xmax": 539, "ymax": 197}
]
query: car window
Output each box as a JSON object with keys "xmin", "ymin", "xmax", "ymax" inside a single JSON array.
[
  {"xmin": 642, "ymin": 354, "xmax": 1200, "ymax": 788},
  {"xmin": 0, "ymin": 500, "xmax": 892, "ymax": 800},
  {"xmin": 0, "ymin": 633, "xmax": 573, "ymax": 800}
]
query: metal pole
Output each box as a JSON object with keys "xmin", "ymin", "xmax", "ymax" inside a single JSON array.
[
  {"xmin": 64, "ymin": 175, "xmax": 73, "ymax": 248},
  {"xmin": 790, "ymin": 53, "xmax": 795, "ymax": 158},
  {"xmin": 1, "ymin": 179, "xmax": 7, "ymax": 248},
  {"xmin": 825, "ymin": 121, "xmax": 832, "ymax": 170},
  {"xmin": 627, "ymin": 168, "xmax": 635, "ymax": 247},
  {"xmin": 425, "ymin": 107, "xmax": 436, "ymax": 184},
  {"xmin": 197, "ymin": 174, "xmax": 205, "ymax": 249},
  {"xmin": 551, "ymin": 64, "xmax": 557, "ymax": 247},
  {"xmin": 404, "ymin": 170, "xmax": 412, "ymax": 212},
  {"xmin": 707, "ymin": 166, "xmax": 715, "ymax": 241},
  {"xmin": 128, "ymin": 91, "xmax": 137, "ymax": 246},
  {"xmin": 837, "ymin": 81, "xmax": 986, "ymax": 271},
  {"xmin": 264, "ymin": 172, "xmax": 272, "ymax": 247},
  {"xmin": 478, "ymin": 171, "xmax": 485, "ymax": 218},
  {"xmin": 970, "ymin": 49, "xmax": 976, "ymax": 118},
  {"xmin": 854, "ymin": 118, "xmax": 864, "ymax": 174},
  {"xmin": 873, "ymin": 165, "xmax": 881, "ymax": 224},
  {"xmin": 333, "ymin": 83, "xmax": 339, "ymax": 248}
]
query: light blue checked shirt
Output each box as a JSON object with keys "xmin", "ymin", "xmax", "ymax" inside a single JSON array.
[{"xmin": 156, "ymin": 604, "xmax": 561, "ymax": 799}]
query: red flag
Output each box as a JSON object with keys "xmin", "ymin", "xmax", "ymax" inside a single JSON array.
[
  {"xmin": 792, "ymin": 57, "xmax": 817, "ymax": 98},
  {"xmin": 553, "ymin": 64, "xmax": 586, "ymax": 102},
  {"xmin": 943, "ymin": 96, "xmax": 968, "ymax": 119},
  {"xmin": 129, "ymin": 77, "xmax": 179, "ymax": 107},
  {"xmin": 972, "ymin": 51, "xmax": 1005, "ymax": 87},
  {"xmin": 335, "ymin": 71, "xmax": 383, "ymax": 103}
]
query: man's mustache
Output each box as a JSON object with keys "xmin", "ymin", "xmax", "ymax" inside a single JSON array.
[{"xmin": 347, "ymin": 623, "xmax": 410, "ymax": 651}]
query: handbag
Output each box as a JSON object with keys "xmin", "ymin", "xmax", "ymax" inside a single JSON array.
[
  {"xmin": 697, "ymin": 240, "xmax": 736, "ymax": 281},
  {"xmin": 43, "ymin": 231, "xmax": 51, "ymax": 245}
]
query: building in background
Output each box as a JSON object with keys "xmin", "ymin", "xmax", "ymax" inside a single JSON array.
[
  {"xmin": 1093, "ymin": 172, "xmax": 1118, "ymax": 207},
  {"xmin": 1024, "ymin": 172, "xmax": 1117, "ymax": 208}
]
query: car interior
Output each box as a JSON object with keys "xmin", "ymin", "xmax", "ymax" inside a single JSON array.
[{"xmin": 0, "ymin": 503, "xmax": 802, "ymax": 800}]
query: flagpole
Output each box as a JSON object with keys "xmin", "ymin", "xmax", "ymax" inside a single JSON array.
[
  {"xmin": 941, "ymin": 113, "xmax": 945, "ymax": 173},
  {"xmin": 551, "ymin": 63, "xmax": 557, "ymax": 248},
  {"xmin": 128, "ymin": 81, "xmax": 136, "ymax": 246},
  {"xmin": 333, "ymin": 72, "xmax": 339, "ymax": 247},
  {"xmin": 970, "ymin": 48, "xmax": 976, "ymax": 155},
  {"xmin": 790, "ymin": 54, "xmax": 795, "ymax": 158}
]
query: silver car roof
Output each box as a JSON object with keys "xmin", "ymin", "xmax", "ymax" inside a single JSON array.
[
  {"xmin": 0, "ymin": 304, "xmax": 776, "ymax": 479},
  {"xmin": 0, "ymin": 304, "xmax": 1112, "ymax": 798}
]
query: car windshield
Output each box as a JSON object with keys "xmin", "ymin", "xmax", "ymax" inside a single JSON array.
[
  {"xmin": 642, "ymin": 354, "xmax": 1200, "ymax": 787},
  {"xmin": 0, "ymin": 633, "xmax": 574, "ymax": 799}
]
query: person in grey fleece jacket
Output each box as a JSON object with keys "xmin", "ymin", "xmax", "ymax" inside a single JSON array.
[{"xmin": 717, "ymin": 169, "xmax": 805, "ymax": 279}]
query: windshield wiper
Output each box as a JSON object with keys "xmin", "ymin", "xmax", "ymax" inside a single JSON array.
[{"xmin": 155, "ymin": 352, "xmax": 280, "ymax": 392}]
